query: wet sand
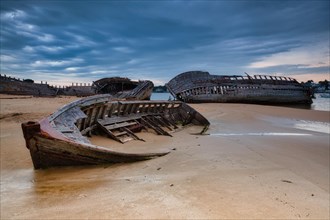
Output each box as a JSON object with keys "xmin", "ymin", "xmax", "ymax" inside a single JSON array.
[{"xmin": 1, "ymin": 95, "xmax": 329, "ymax": 219}]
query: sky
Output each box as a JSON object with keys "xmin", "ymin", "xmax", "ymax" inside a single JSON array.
[{"xmin": 1, "ymin": 0, "xmax": 329, "ymax": 86}]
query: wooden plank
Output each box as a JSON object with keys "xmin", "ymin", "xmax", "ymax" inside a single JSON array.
[
  {"xmin": 83, "ymin": 108, "xmax": 92, "ymax": 130},
  {"xmin": 160, "ymin": 115, "xmax": 178, "ymax": 129},
  {"xmin": 141, "ymin": 103, "xmax": 149, "ymax": 114},
  {"xmin": 89, "ymin": 106, "xmax": 100, "ymax": 127},
  {"xmin": 76, "ymin": 118, "xmax": 83, "ymax": 131},
  {"xmin": 96, "ymin": 120, "xmax": 123, "ymax": 143},
  {"xmin": 117, "ymin": 103, "xmax": 123, "ymax": 116},
  {"xmin": 142, "ymin": 117, "xmax": 172, "ymax": 137},
  {"xmin": 114, "ymin": 131, "xmax": 127, "ymax": 137},
  {"xmin": 57, "ymin": 127, "xmax": 74, "ymax": 133},
  {"xmin": 101, "ymin": 104, "xmax": 110, "ymax": 119},
  {"xmin": 140, "ymin": 117, "xmax": 161, "ymax": 135},
  {"xmin": 160, "ymin": 103, "xmax": 168, "ymax": 112},
  {"xmin": 134, "ymin": 119, "xmax": 148, "ymax": 131},
  {"xmin": 98, "ymin": 114, "xmax": 145, "ymax": 126},
  {"xmin": 130, "ymin": 103, "xmax": 139, "ymax": 114},
  {"xmin": 121, "ymin": 127, "xmax": 145, "ymax": 142},
  {"xmin": 80, "ymin": 124, "xmax": 98, "ymax": 136},
  {"xmin": 120, "ymin": 104, "xmax": 129, "ymax": 116},
  {"xmin": 104, "ymin": 121, "xmax": 137, "ymax": 130},
  {"xmin": 119, "ymin": 136, "xmax": 133, "ymax": 143},
  {"xmin": 152, "ymin": 115, "xmax": 173, "ymax": 131},
  {"xmin": 107, "ymin": 103, "xmax": 115, "ymax": 117},
  {"xmin": 46, "ymin": 94, "xmax": 109, "ymax": 121},
  {"xmin": 118, "ymin": 100, "xmax": 182, "ymax": 105},
  {"xmin": 125, "ymin": 104, "xmax": 134, "ymax": 115},
  {"xmin": 97, "ymin": 105, "xmax": 105, "ymax": 120}
]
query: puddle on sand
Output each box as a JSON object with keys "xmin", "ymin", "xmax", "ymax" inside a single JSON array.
[
  {"xmin": 293, "ymin": 120, "xmax": 330, "ymax": 134},
  {"xmin": 260, "ymin": 116, "xmax": 330, "ymax": 134},
  {"xmin": 209, "ymin": 132, "xmax": 312, "ymax": 136}
]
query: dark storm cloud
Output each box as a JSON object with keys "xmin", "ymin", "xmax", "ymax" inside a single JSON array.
[{"xmin": 1, "ymin": 0, "xmax": 329, "ymax": 85}]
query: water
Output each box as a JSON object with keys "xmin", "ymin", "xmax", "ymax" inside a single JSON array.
[
  {"xmin": 150, "ymin": 92, "xmax": 330, "ymax": 111},
  {"xmin": 311, "ymin": 93, "xmax": 330, "ymax": 111},
  {"xmin": 293, "ymin": 120, "xmax": 330, "ymax": 134},
  {"xmin": 150, "ymin": 92, "xmax": 174, "ymax": 101}
]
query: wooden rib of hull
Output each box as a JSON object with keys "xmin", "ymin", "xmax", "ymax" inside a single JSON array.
[{"xmin": 22, "ymin": 94, "xmax": 210, "ymax": 169}]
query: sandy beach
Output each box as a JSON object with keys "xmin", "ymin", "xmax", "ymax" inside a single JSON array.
[{"xmin": 0, "ymin": 95, "xmax": 329, "ymax": 219}]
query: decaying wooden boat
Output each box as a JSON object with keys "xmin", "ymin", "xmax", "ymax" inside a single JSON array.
[
  {"xmin": 1, "ymin": 74, "xmax": 152, "ymax": 98},
  {"xmin": 92, "ymin": 77, "xmax": 153, "ymax": 100},
  {"xmin": 166, "ymin": 71, "xmax": 313, "ymax": 104},
  {"xmin": 0, "ymin": 74, "xmax": 57, "ymax": 96},
  {"xmin": 21, "ymin": 94, "xmax": 210, "ymax": 169}
]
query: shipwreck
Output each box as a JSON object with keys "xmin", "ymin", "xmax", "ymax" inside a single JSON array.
[
  {"xmin": 0, "ymin": 74, "xmax": 153, "ymax": 99},
  {"xmin": 92, "ymin": 77, "xmax": 153, "ymax": 100},
  {"xmin": 166, "ymin": 71, "xmax": 313, "ymax": 104},
  {"xmin": 21, "ymin": 94, "xmax": 209, "ymax": 169}
]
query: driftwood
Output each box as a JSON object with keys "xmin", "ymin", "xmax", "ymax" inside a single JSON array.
[
  {"xmin": 22, "ymin": 94, "xmax": 210, "ymax": 169},
  {"xmin": 166, "ymin": 71, "xmax": 313, "ymax": 104}
]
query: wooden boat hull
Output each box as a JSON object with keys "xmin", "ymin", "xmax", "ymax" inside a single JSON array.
[
  {"xmin": 22, "ymin": 94, "xmax": 210, "ymax": 169},
  {"xmin": 22, "ymin": 121, "xmax": 169, "ymax": 168},
  {"xmin": 0, "ymin": 74, "xmax": 152, "ymax": 98},
  {"xmin": 92, "ymin": 77, "xmax": 154, "ymax": 100},
  {"xmin": 166, "ymin": 71, "xmax": 313, "ymax": 104}
]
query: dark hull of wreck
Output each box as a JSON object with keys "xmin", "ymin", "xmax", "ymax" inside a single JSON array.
[
  {"xmin": 22, "ymin": 94, "xmax": 209, "ymax": 169},
  {"xmin": 178, "ymin": 87, "xmax": 312, "ymax": 104},
  {"xmin": 114, "ymin": 80, "xmax": 154, "ymax": 100},
  {"xmin": 166, "ymin": 71, "xmax": 313, "ymax": 104},
  {"xmin": 92, "ymin": 77, "xmax": 154, "ymax": 100},
  {"xmin": 0, "ymin": 75, "xmax": 152, "ymax": 98},
  {"xmin": 0, "ymin": 77, "xmax": 57, "ymax": 96},
  {"xmin": 0, "ymin": 77, "xmax": 95, "ymax": 97}
]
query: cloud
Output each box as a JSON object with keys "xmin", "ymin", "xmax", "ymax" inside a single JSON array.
[
  {"xmin": 23, "ymin": 45, "xmax": 64, "ymax": 53},
  {"xmin": 65, "ymin": 67, "xmax": 81, "ymax": 72},
  {"xmin": 36, "ymin": 33, "xmax": 55, "ymax": 42},
  {"xmin": 1, "ymin": 1, "xmax": 329, "ymax": 85},
  {"xmin": 248, "ymin": 40, "xmax": 329, "ymax": 69},
  {"xmin": 113, "ymin": 47, "xmax": 134, "ymax": 53},
  {"xmin": 246, "ymin": 37, "xmax": 329, "ymax": 80},
  {"xmin": 1, "ymin": 9, "xmax": 27, "ymax": 20},
  {"xmin": 127, "ymin": 59, "xmax": 142, "ymax": 65},
  {"xmin": 31, "ymin": 58, "xmax": 84, "ymax": 68},
  {"xmin": 0, "ymin": 54, "xmax": 17, "ymax": 62}
]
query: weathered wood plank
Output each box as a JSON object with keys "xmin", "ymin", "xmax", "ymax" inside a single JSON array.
[
  {"xmin": 141, "ymin": 117, "xmax": 172, "ymax": 136},
  {"xmin": 121, "ymin": 127, "xmax": 145, "ymax": 142},
  {"xmin": 160, "ymin": 114, "xmax": 178, "ymax": 129},
  {"xmin": 98, "ymin": 114, "xmax": 145, "ymax": 126},
  {"xmin": 104, "ymin": 121, "xmax": 137, "ymax": 130},
  {"xmin": 96, "ymin": 120, "xmax": 123, "ymax": 143}
]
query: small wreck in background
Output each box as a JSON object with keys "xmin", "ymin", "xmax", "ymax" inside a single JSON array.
[
  {"xmin": 92, "ymin": 77, "xmax": 154, "ymax": 100},
  {"xmin": 166, "ymin": 71, "xmax": 313, "ymax": 104},
  {"xmin": 0, "ymin": 74, "xmax": 154, "ymax": 99}
]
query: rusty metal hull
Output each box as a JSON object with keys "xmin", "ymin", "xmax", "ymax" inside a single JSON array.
[
  {"xmin": 22, "ymin": 94, "xmax": 210, "ymax": 169},
  {"xmin": 166, "ymin": 71, "xmax": 313, "ymax": 104}
]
